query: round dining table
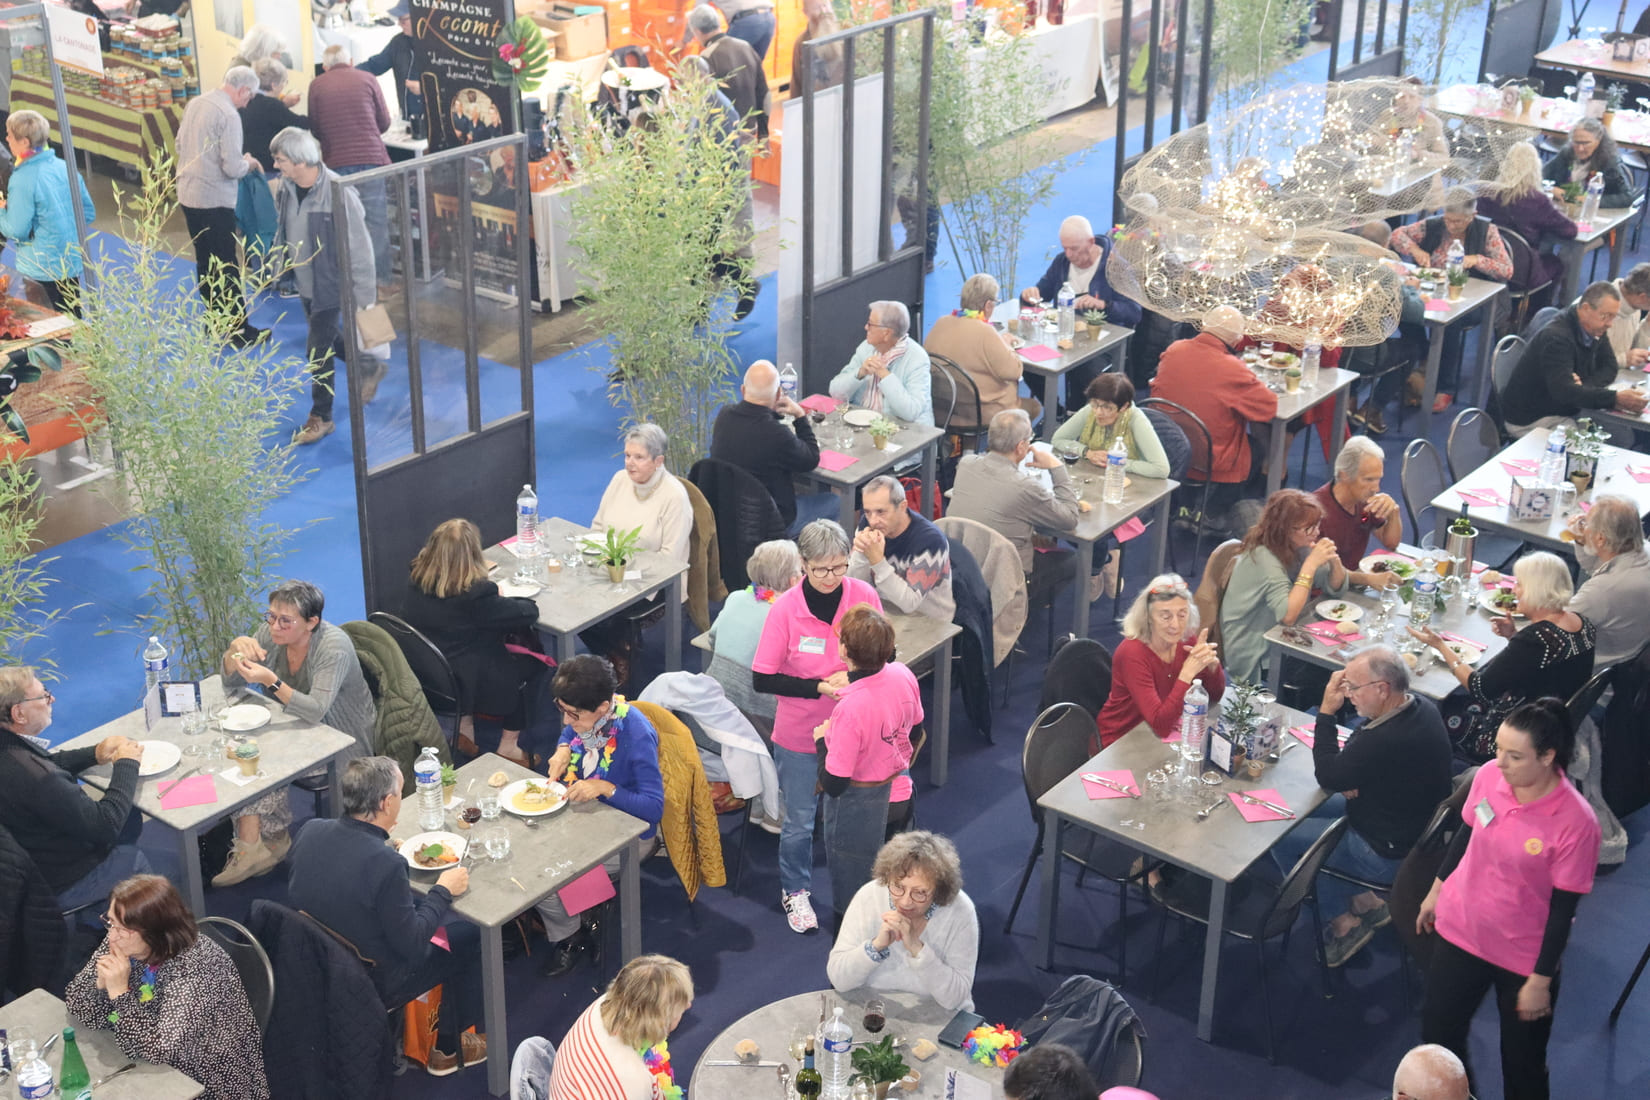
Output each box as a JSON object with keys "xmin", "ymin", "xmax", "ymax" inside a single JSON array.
[{"xmin": 690, "ymin": 988, "xmax": 1005, "ymax": 1098}]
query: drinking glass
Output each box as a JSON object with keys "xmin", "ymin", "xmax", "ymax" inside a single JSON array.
[
  {"xmin": 483, "ymin": 827, "xmax": 511, "ymax": 861},
  {"xmin": 180, "ymin": 698, "xmax": 207, "ymax": 756},
  {"xmin": 479, "ymin": 790, "xmax": 502, "ymax": 821},
  {"xmin": 862, "ymin": 997, "xmax": 886, "ymax": 1035},
  {"xmin": 788, "ymin": 1024, "xmax": 811, "ymax": 1062},
  {"xmin": 8, "ymin": 1026, "xmax": 37, "ymax": 1067}
]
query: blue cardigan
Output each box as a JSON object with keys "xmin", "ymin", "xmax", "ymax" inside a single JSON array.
[
  {"xmin": 1033, "ymin": 233, "xmax": 1142, "ymax": 328},
  {"xmin": 0, "ymin": 149, "xmax": 94, "ymax": 281},
  {"xmin": 556, "ymin": 705, "xmax": 664, "ymax": 838}
]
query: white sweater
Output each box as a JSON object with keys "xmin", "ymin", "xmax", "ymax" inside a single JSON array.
[
  {"xmin": 826, "ymin": 882, "xmax": 978, "ymax": 1012},
  {"xmin": 591, "ymin": 468, "xmax": 691, "ymax": 564}
]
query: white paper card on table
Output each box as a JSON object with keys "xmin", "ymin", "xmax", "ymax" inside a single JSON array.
[
  {"xmin": 220, "ymin": 766, "xmax": 261, "ymax": 787},
  {"xmin": 945, "ymin": 1070, "xmax": 992, "ymax": 1100},
  {"xmin": 624, "ymin": 568, "xmax": 640, "ymax": 581},
  {"xmin": 881, "ymin": 441, "xmax": 903, "ymax": 454},
  {"xmin": 160, "ymin": 681, "xmax": 201, "ymax": 717},
  {"xmin": 143, "ymin": 685, "xmax": 161, "ymax": 731}
]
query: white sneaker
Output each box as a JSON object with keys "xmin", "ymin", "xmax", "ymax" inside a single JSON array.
[
  {"xmin": 782, "ymin": 889, "xmax": 819, "ymax": 933},
  {"xmin": 211, "ymin": 838, "xmax": 278, "ymax": 887}
]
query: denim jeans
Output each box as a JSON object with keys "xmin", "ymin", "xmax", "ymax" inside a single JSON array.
[
  {"xmin": 1271, "ymin": 792, "xmax": 1403, "ymax": 917},
  {"xmin": 335, "ymin": 165, "xmax": 391, "ymax": 284},
  {"xmin": 773, "ymin": 743, "xmax": 819, "ymax": 895},
  {"xmin": 302, "ymin": 301, "xmax": 346, "ymax": 421},
  {"xmin": 58, "ymin": 842, "xmax": 152, "ymax": 924}
]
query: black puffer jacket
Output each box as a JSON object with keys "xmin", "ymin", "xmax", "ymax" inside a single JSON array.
[{"xmin": 0, "ymin": 823, "xmax": 67, "ymax": 998}]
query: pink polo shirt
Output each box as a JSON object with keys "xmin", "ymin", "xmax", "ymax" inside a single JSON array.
[
  {"xmin": 1435, "ymin": 764, "xmax": 1600, "ymax": 976},
  {"xmin": 752, "ymin": 578, "xmax": 883, "ymax": 753},
  {"xmin": 826, "ymin": 662, "xmax": 922, "ymax": 793}
]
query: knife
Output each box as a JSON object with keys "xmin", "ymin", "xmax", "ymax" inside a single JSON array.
[
  {"xmin": 158, "ymin": 763, "xmax": 203, "ymax": 794},
  {"xmin": 90, "ymin": 1063, "xmax": 137, "ymax": 1089},
  {"xmin": 704, "ymin": 1060, "xmax": 786, "ymax": 1067},
  {"xmin": 1239, "ymin": 792, "xmax": 1296, "ymax": 819},
  {"xmin": 1081, "ymin": 772, "xmax": 1140, "ymax": 798}
]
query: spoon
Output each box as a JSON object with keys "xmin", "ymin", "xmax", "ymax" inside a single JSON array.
[
  {"xmin": 91, "ymin": 1063, "xmax": 138, "ymax": 1089},
  {"xmin": 1195, "ymin": 798, "xmax": 1227, "ymax": 821}
]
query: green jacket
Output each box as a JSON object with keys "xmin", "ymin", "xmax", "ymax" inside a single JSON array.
[{"xmin": 341, "ymin": 620, "xmax": 451, "ymax": 793}]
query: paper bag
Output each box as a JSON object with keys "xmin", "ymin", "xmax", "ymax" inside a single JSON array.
[{"xmin": 356, "ymin": 302, "xmax": 396, "ymax": 350}]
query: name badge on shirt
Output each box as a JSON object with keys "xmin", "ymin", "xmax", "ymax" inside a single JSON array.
[
  {"xmin": 1474, "ymin": 798, "xmax": 1495, "ymax": 827},
  {"xmin": 799, "ymin": 636, "xmax": 827, "ymax": 656}
]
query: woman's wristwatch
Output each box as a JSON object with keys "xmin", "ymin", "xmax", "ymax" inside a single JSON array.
[{"xmin": 268, "ymin": 678, "xmax": 283, "ymax": 696}]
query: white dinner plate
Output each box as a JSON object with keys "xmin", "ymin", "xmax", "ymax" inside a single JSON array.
[
  {"xmin": 399, "ymin": 832, "xmax": 467, "ymax": 872},
  {"xmin": 1477, "ymin": 588, "xmax": 1526, "ymax": 619},
  {"xmin": 501, "ymin": 778, "xmax": 568, "ymax": 817},
  {"xmin": 1358, "ymin": 552, "xmax": 1415, "ymax": 577},
  {"xmin": 1315, "ymin": 600, "xmax": 1363, "ymax": 623},
  {"xmin": 842, "ymin": 408, "xmax": 879, "ymax": 428},
  {"xmin": 219, "ymin": 703, "xmax": 272, "ymax": 732},
  {"xmin": 137, "ymin": 740, "xmax": 181, "ymax": 777},
  {"xmin": 497, "ymin": 580, "xmax": 542, "ymax": 598},
  {"xmin": 1443, "ymin": 640, "xmax": 1483, "ymax": 666}
]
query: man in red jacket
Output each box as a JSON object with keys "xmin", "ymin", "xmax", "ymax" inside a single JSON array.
[
  {"xmin": 307, "ymin": 44, "xmax": 392, "ymax": 292},
  {"xmin": 1151, "ymin": 305, "xmax": 1278, "ymax": 529}
]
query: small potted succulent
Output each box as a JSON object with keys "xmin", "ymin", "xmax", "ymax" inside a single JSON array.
[
  {"xmin": 1081, "ymin": 308, "xmax": 1107, "ymax": 339},
  {"xmin": 1604, "ymin": 83, "xmax": 1627, "ymax": 126},
  {"xmin": 1560, "ymin": 180, "xmax": 1585, "ymax": 217},
  {"xmin": 441, "ymin": 763, "xmax": 457, "ymax": 805},
  {"xmin": 1446, "ymin": 264, "xmax": 1469, "ymax": 301},
  {"xmin": 850, "ymin": 1036, "xmax": 910, "ymax": 1099},
  {"xmin": 598, "ymin": 525, "xmax": 643, "ymax": 583},
  {"xmin": 1283, "ymin": 366, "xmax": 1302, "ymax": 393},
  {"xmin": 868, "ymin": 416, "xmax": 900, "ymax": 450},
  {"xmin": 1518, "ymin": 83, "xmax": 1538, "ymax": 116}
]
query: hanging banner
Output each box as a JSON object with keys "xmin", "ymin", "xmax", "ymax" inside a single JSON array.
[{"xmin": 412, "ymin": 0, "xmax": 519, "ymax": 155}]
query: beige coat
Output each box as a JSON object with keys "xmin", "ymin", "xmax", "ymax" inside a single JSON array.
[{"xmin": 925, "ymin": 314, "xmax": 1026, "ymax": 426}]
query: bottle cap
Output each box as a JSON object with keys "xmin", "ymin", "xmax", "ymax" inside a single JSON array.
[{"xmin": 62, "ymin": 1027, "xmax": 75, "ymax": 1040}]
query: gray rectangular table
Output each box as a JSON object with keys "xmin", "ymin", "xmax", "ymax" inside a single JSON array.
[
  {"xmin": 0, "ymin": 989, "xmax": 204, "ymax": 1099},
  {"xmin": 1036, "ymin": 719, "xmax": 1329, "ymax": 1043},
  {"xmin": 392, "ymin": 752, "xmax": 648, "ymax": 1095},
  {"xmin": 691, "ymin": 610, "xmax": 962, "ymax": 784},
  {"xmin": 1596, "ymin": 367, "xmax": 1650, "ymax": 443},
  {"xmin": 61, "ymin": 676, "xmax": 357, "ymax": 916},
  {"xmin": 1261, "ymin": 367, "xmax": 1357, "ymax": 496},
  {"xmin": 1429, "ymin": 427, "xmax": 1650, "ymax": 555},
  {"xmin": 1016, "ymin": 326, "xmax": 1135, "ymax": 440},
  {"xmin": 1555, "ymin": 205, "xmax": 1636, "ymax": 303},
  {"xmin": 1416, "ymin": 277, "xmax": 1504, "ymax": 436},
  {"xmin": 798, "ymin": 408, "xmax": 945, "ymax": 529},
  {"xmin": 489, "ymin": 516, "xmax": 689, "ymax": 671},
  {"xmin": 1037, "ymin": 459, "xmax": 1178, "ymax": 639}
]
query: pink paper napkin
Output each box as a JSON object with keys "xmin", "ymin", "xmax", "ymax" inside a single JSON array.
[
  {"xmin": 1114, "ymin": 517, "xmax": 1147, "ymax": 541},
  {"xmin": 1306, "ymin": 621, "xmax": 1363, "ymax": 643},
  {"xmin": 1081, "ymin": 769, "xmax": 1139, "ymax": 800},
  {"xmin": 1019, "ymin": 345, "xmax": 1062, "ymax": 362},
  {"xmin": 1501, "ymin": 460, "xmax": 1537, "ymax": 477},
  {"xmin": 1627, "ymin": 465, "xmax": 1650, "ymax": 484},
  {"xmin": 816, "ymin": 450, "xmax": 858, "ymax": 472},
  {"xmin": 431, "ymin": 927, "xmax": 451, "ymax": 951},
  {"xmin": 558, "ymin": 865, "xmax": 617, "ymax": 916},
  {"xmin": 1437, "ymin": 631, "xmax": 1484, "ymax": 650},
  {"xmin": 1424, "ymin": 297, "xmax": 1451, "ymax": 311},
  {"xmin": 158, "ymin": 774, "xmax": 217, "ymax": 810},
  {"xmin": 1228, "ymin": 788, "xmax": 1294, "ymax": 822},
  {"xmin": 499, "ymin": 535, "xmax": 518, "ymax": 552},
  {"xmin": 1288, "ymin": 724, "xmax": 1351, "ymax": 749},
  {"xmin": 799, "ymin": 394, "xmax": 839, "ymax": 414},
  {"xmin": 1456, "ymin": 487, "xmax": 1505, "ymax": 506}
]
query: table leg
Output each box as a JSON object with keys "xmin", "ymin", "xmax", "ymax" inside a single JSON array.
[
  {"xmin": 321, "ymin": 757, "xmax": 340, "ymax": 818},
  {"xmin": 664, "ymin": 576, "xmax": 683, "ymax": 672},
  {"xmin": 835, "ymin": 488, "xmax": 856, "ymax": 530},
  {"xmin": 1266, "ymin": 418, "xmax": 1287, "ymax": 496},
  {"xmin": 1609, "ymin": 232, "xmax": 1625, "ymax": 281},
  {"xmin": 620, "ymin": 840, "xmax": 642, "ymax": 963},
  {"xmin": 481, "ymin": 924, "xmax": 508, "ymax": 1096},
  {"xmin": 1558, "ymin": 239, "xmax": 1583, "ymax": 304},
  {"xmin": 554, "ymin": 631, "xmax": 576, "ymax": 663},
  {"xmin": 1149, "ymin": 495, "xmax": 1170, "ymax": 576},
  {"xmin": 1476, "ymin": 307, "xmax": 1497, "ymax": 410},
  {"xmin": 1196, "ymin": 878, "xmax": 1228, "ymax": 1042},
  {"xmin": 1036, "ymin": 814, "xmax": 1063, "ymax": 969},
  {"xmin": 1268, "ymin": 653, "xmax": 1283, "ymax": 698},
  {"xmin": 1038, "ymin": 385, "xmax": 1058, "ymax": 441},
  {"xmin": 921, "ymin": 441, "xmax": 937, "ymax": 519},
  {"xmin": 1069, "ymin": 537, "xmax": 1097, "ymax": 639},
  {"xmin": 930, "ymin": 636, "xmax": 954, "ymax": 787},
  {"xmin": 1330, "ymin": 388, "xmax": 1349, "ymax": 465},
  {"xmin": 1419, "ymin": 320, "xmax": 1444, "ymax": 440},
  {"xmin": 179, "ymin": 827, "xmax": 205, "ymax": 915}
]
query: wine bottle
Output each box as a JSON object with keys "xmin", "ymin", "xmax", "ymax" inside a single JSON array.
[
  {"xmin": 795, "ymin": 1037, "xmax": 823, "ymax": 1098},
  {"xmin": 1450, "ymin": 501, "xmax": 1473, "ymax": 536}
]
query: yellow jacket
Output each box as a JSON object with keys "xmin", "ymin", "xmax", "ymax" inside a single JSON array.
[{"xmin": 633, "ymin": 700, "xmax": 727, "ymax": 900}]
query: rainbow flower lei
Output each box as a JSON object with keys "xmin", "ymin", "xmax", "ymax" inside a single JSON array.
[
  {"xmin": 952, "ymin": 308, "xmax": 989, "ymax": 321},
  {"xmin": 640, "ymin": 1040, "xmax": 684, "ymax": 1100},
  {"xmin": 962, "ymin": 1023, "xmax": 1024, "ymax": 1068},
  {"xmin": 751, "ymin": 584, "xmax": 780, "ymax": 604},
  {"xmin": 138, "ymin": 963, "xmax": 158, "ymax": 1003},
  {"xmin": 563, "ymin": 696, "xmax": 628, "ymax": 783}
]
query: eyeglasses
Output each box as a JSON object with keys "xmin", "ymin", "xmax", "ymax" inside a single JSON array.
[
  {"xmin": 808, "ymin": 563, "xmax": 849, "ymax": 578},
  {"xmin": 21, "ymin": 690, "xmax": 54, "ymax": 704},
  {"xmin": 1344, "ymin": 679, "xmax": 1388, "ymax": 693},
  {"xmin": 99, "ymin": 912, "xmax": 131, "ymax": 932},
  {"xmin": 887, "ymin": 882, "xmax": 932, "ymax": 904},
  {"xmin": 866, "ymin": 321, "xmax": 890, "ymax": 331},
  {"xmin": 1295, "ymin": 522, "xmax": 1322, "ymax": 534},
  {"xmin": 264, "ymin": 612, "xmax": 302, "ymax": 628},
  {"xmin": 1089, "ymin": 401, "xmax": 1120, "ymax": 413}
]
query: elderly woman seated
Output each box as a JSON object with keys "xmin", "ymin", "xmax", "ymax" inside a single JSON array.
[
  {"xmin": 827, "ymin": 830, "xmax": 978, "ymax": 1011},
  {"xmin": 66, "ymin": 875, "xmax": 269, "ymax": 1100},
  {"xmin": 924, "ymin": 273, "xmax": 1040, "ymax": 427},
  {"xmin": 1544, "ymin": 117, "xmax": 1641, "ymax": 209},
  {"xmin": 828, "ymin": 300, "xmax": 934, "ymax": 426},
  {"xmin": 1096, "ymin": 573, "xmax": 1225, "ymax": 752},
  {"xmin": 705, "ymin": 539, "xmax": 802, "ymax": 739},
  {"xmin": 547, "ymin": 955, "xmax": 693, "ymax": 1099}
]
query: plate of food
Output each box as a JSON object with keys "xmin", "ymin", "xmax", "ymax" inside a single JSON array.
[
  {"xmin": 502, "ymin": 778, "xmax": 567, "ymax": 816},
  {"xmin": 842, "ymin": 408, "xmax": 879, "ymax": 428},
  {"xmin": 497, "ymin": 579, "xmax": 542, "ymax": 598},
  {"xmin": 1478, "ymin": 586, "xmax": 1525, "ymax": 618},
  {"xmin": 1316, "ymin": 600, "xmax": 1364, "ymax": 622},
  {"xmin": 137, "ymin": 740, "xmax": 182, "ymax": 777},
  {"xmin": 1444, "ymin": 640, "xmax": 1483, "ymax": 666},
  {"xmin": 400, "ymin": 832, "xmax": 466, "ymax": 871},
  {"xmin": 219, "ymin": 703, "xmax": 272, "ymax": 732},
  {"xmin": 1359, "ymin": 552, "xmax": 1416, "ymax": 579}
]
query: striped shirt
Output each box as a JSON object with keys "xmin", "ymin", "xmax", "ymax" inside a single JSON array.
[{"xmin": 547, "ymin": 997, "xmax": 657, "ymax": 1100}]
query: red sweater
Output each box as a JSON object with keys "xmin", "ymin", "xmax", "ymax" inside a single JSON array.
[
  {"xmin": 1095, "ymin": 637, "xmax": 1227, "ymax": 751},
  {"xmin": 306, "ymin": 66, "xmax": 390, "ymax": 169},
  {"xmin": 1151, "ymin": 333, "xmax": 1279, "ymax": 483}
]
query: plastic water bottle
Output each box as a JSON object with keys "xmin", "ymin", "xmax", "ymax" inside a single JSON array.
[
  {"xmin": 1577, "ymin": 71, "xmax": 1596, "ymax": 107},
  {"xmin": 143, "ymin": 635, "xmax": 168, "ymax": 698},
  {"xmin": 514, "ymin": 483, "xmax": 539, "ymax": 583},
  {"xmin": 1539, "ymin": 425, "xmax": 1569, "ymax": 487},
  {"xmin": 1581, "ymin": 171, "xmax": 1604, "ymax": 227},
  {"xmin": 1411, "ymin": 559, "xmax": 1438, "ymax": 629},
  {"xmin": 1301, "ymin": 337, "xmax": 1322, "ymax": 390},
  {"xmin": 1102, "ymin": 435, "xmax": 1127, "ymax": 504},
  {"xmin": 1180, "ymin": 680, "xmax": 1208, "ymax": 764},
  {"xmin": 1446, "ymin": 237, "xmax": 1465, "ymax": 278},
  {"xmin": 1056, "ymin": 281, "xmax": 1076, "ymax": 344},
  {"xmin": 14, "ymin": 1045, "xmax": 52, "ymax": 1100},
  {"xmin": 819, "ymin": 1007, "xmax": 853, "ymax": 1099},
  {"xmin": 779, "ymin": 361, "xmax": 799, "ymax": 403},
  {"xmin": 414, "ymin": 746, "xmax": 443, "ymax": 831}
]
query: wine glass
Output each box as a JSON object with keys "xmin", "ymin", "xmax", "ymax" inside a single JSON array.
[
  {"xmin": 862, "ymin": 997, "xmax": 886, "ymax": 1035},
  {"xmin": 788, "ymin": 1024, "xmax": 812, "ymax": 1062}
]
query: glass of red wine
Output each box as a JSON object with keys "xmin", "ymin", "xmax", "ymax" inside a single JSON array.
[{"xmin": 862, "ymin": 997, "xmax": 886, "ymax": 1035}]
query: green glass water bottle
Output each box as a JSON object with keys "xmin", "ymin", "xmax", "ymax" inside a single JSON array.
[{"xmin": 59, "ymin": 1027, "xmax": 90, "ymax": 1096}]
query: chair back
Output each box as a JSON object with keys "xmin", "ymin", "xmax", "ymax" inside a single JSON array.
[
  {"xmin": 1400, "ymin": 438, "xmax": 1448, "ymax": 543},
  {"xmin": 1039, "ymin": 636, "xmax": 1114, "ymax": 724},
  {"xmin": 1445, "ymin": 406, "xmax": 1501, "ymax": 481},
  {"xmin": 1020, "ymin": 702, "xmax": 1100, "ymax": 826},
  {"xmin": 1489, "ymin": 334, "xmax": 1525, "ymax": 417},
  {"xmin": 1566, "ymin": 665, "xmax": 1614, "ymax": 732},
  {"xmin": 688, "ymin": 457, "xmax": 787, "ymax": 591},
  {"xmin": 1192, "ymin": 538, "xmax": 1245, "ymax": 649},
  {"xmin": 632, "ymin": 699, "xmax": 728, "ymax": 900},
  {"xmin": 510, "ymin": 1036, "xmax": 557, "ymax": 1100},
  {"xmin": 1139, "ymin": 397, "xmax": 1212, "ymax": 483},
  {"xmin": 929, "ymin": 353, "xmax": 983, "ymax": 432},
  {"xmin": 365, "ymin": 611, "xmax": 462, "ymax": 722},
  {"xmin": 1140, "ymin": 405, "xmax": 1190, "ymax": 481},
  {"xmin": 678, "ymin": 475, "xmax": 726, "ymax": 633},
  {"xmin": 1260, "ymin": 815, "xmax": 1349, "ymax": 939},
  {"xmin": 1497, "ymin": 226, "xmax": 1550, "ymax": 294},
  {"xmin": 1521, "ymin": 305, "xmax": 1561, "ymax": 340},
  {"xmin": 936, "ymin": 515, "xmax": 1028, "ymax": 666},
  {"xmin": 199, "ymin": 915, "xmax": 276, "ymax": 1036}
]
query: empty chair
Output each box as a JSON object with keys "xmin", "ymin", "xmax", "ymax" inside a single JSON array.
[
  {"xmin": 1487, "ymin": 334, "xmax": 1525, "ymax": 431},
  {"xmin": 1400, "ymin": 438, "xmax": 1449, "ymax": 545},
  {"xmin": 688, "ymin": 457, "xmax": 787, "ymax": 592},
  {"xmin": 929, "ymin": 352, "xmax": 988, "ymax": 452},
  {"xmin": 1039, "ymin": 635, "xmax": 1114, "ymax": 732},
  {"xmin": 1445, "ymin": 406, "xmax": 1501, "ymax": 481},
  {"xmin": 1139, "ymin": 396, "xmax": 1215, "ymax": 564}
]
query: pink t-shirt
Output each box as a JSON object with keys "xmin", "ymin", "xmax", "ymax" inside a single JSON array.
[
  {"xmin": 1435, "ymin": 763, "xmax": 1601, "ymax": 976},
  {"xmin": 825, "ymin": 662, "xmax": 922, "ymax": 787},
  {"xmin": 752, "ymin": 578, "xmax": 883, "ymax": 753}
]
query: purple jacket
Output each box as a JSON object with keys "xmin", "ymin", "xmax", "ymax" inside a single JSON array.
[{"xmin": 1476, "ymin": 190, "xmax": 1576, "ymax": 291}]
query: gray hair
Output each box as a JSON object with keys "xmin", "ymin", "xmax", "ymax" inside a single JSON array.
[
  {"xmin": 745, "ymin": 539, "xmax": 801, "ymax": 590},
  {"xmin": 986, "ymin": 408, "xmax": 1033, "ymax": 454},
  {"xmin": 1119, "ymin": 573, "xmax": 1197, "ymax": 641},
  {"xmin": 268, "ymin": 579, "xmax": 325, "ymax": 621},
  {"xmin": 1621, "ymin": 263, "xmax": 1650, "ymax": 298},
  {"xmin": 870, "ymin": 830, "xmax": 964, "ymax": 907},
  {"xmin": 796, "ymin": 519, "xmax": 851, "ymax": 563},
  {"xmin": 742, "ymin": 359, "xmax": 779, "ymax": 403},
  {"xmin": 688, "ymin": 5, "xmax": 722, "ymax": 34},
  {"xmin": 321, "ymin": 44, "xmax": 352, "ymax": 68},
  {"xmin": 1334, "ymin": 435, "xmax": 1383, "ymax": 482},
  {"xmin": 1352, "ymin": 643, "xmax": 1410, "ymax": 694},
  {"xmin": 6, "ymin": 110, "xmax": 48, "ymax": 149},
  {"xmin": 1581, "ymin": 280, "xmax": 1623, "ymax": 309},
  {"xmin": 869, "ymin": 300, "xmax": 910, "ymax": 340},
  {"xmin": 253, "ymin": 57, "xmax": 287, "ymax": 91},
  {"xmin": 682, "ymin": 54, "xmax": 712, "ymax": 79},
  {"xmin": 959, "ymin": 274, "xmax": 1000, "ymax": 313},
  {"xmin": 624, "ymin": 423, "xmax": 668, "ymax": 460},
  {"xmin": 1585, "ymin": 494, "xmax": 1644, "ymax": 555},
  {"xmin": 223, "ymin": 65, "xmax": 259, "ymax": 94},
  {"xmin": 1513, "ymin": 550, "xmax": 1573, "ymax": 612},
  {"xmin": 270, "ymin": 126, "xmax": 322, "ymax": 167},
  {"xmin": 0, "ymin": 666, "xmax": 38, "ymax": 727},
  {"xmin": 863, "ymin": 475, "xmax": 904, "ymax": 506},
  {"xmin": 1442, "ymin": 186, "xmax": 1478, "ymax": 216},
  {"xmin": 341, "ymin": 756, "xmax": 404, "ymax": 817}
]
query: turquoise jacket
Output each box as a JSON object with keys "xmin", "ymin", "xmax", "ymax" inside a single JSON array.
[{"xmin": 0, "ymin": 149, "xmax": 94, "ymax": 281}]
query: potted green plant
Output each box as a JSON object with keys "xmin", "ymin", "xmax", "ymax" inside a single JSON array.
[
  {"xmin": 1217, "ymin": 679, "xmax": 1269, "ymax": 776},
  {"xmin": 1283, "ymin": 366, "xmax": 1302, "ymax": 393},
  {"xmin": 1604, "ymin": 83, "xmax": 1627, "ymax": 126},
  {"xmin": 598, "ymin": 525, "xmax": 643, "ymax": 583},
  {"xmin": 1560, "ymin": 180, "xmax": 1585, "ymax": 217},
  {"xmin": 1518, "ymin": 84, "xmax": 1538, "ymax": 115},
  {"xmin": 1446, "ymin": 264, "xmax": 1469, "ymax": 301},
  {"xmin": 1081, "ymin": 308, "xmax": 1107, "ymax": 339},
  {"xmin": 440, "ymin": 763, "xmax": 457, "ymax": 803},
  {"xmin": 868, "ymin": 416, "xmax": 900, "ymax": 450},
  {"xmin": 850, "ymin": 1036, "xmax": 910, "ymax": 1099}
]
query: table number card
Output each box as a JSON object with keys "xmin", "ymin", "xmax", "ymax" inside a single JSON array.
[
  {"xmin": 1207, "ymin": 727, "xmax": 1236, "ymax": 775},
  {"xmin": 159, "ymin": 681, "xmax": 202, "ymax": 718}
]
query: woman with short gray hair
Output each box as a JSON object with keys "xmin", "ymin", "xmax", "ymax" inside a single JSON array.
[
  {"xmin": 241, "ymin": 58, "xmax": 307, "ymax": 173},
  {"xmin": 828, "ymin": 300, "xmax": 934, "ymax": 426},
  {"xmin": 0, "ymin": 109, "xmax": 94, "ymax": 315},
  {"xmin": 926, "ymin": 272, "xmax": 1042, "ymax": 427},
  {"xmin": 752, "ymin": 518, "xmax": 884, "ymax": 933},
  {"xmin": 706, "ymin": 540, "xmax": 803, "ymax": 731}
]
